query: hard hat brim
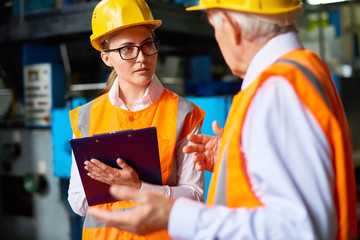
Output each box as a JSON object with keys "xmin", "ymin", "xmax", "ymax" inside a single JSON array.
[
  {"xmin": 91, "ymin": 20, "xmax": 162, "ymax": 52},
  {"xmin": 186, "ymin": 4, "xmax": 209, "ymax": 11},
  {"xmin": 186, "ymin": 3, "xmax": 302, "ymax": 14}
]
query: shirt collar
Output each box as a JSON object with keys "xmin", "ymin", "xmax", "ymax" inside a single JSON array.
[
  {"xmin": 108, "ymin": 74, "xmax": 164, "ymax": 110},
  {"xmin": 241, "ymin": 31, "xmax": 304, "ymax": 90}
]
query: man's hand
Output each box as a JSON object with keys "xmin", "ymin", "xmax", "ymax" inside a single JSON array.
[
  {"xmin": 88, "ymin": 186, "xmax": 175, "ymax": 235},
  {"xmin": 84, "ymin": 158, "xmax": 141, "ymax": 189},
  {"xmin": 183, "ymin": 120, "xmax": 223, "ymax": 172}
]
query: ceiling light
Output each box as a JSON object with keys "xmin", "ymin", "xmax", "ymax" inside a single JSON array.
[{"xmin": 307, "ymin": 0, "xmax": 348, "ymax": 5}]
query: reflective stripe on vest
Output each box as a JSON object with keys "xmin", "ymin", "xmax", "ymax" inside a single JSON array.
[
  {"xmin": 77, "ymin": 100, "xmax": 93, "ymax": 137},
  {"xmin": 213, "ymin": 144, "xmax": 228, "ymax": 206},
  {"xmin": 276, "ymin": 58, "xmax": 332, "ymax": 112},
  {"xmin": 176, "ymin": 96, "xmax": 194, "ymax": 143},
  {"xmin": 84, "ymin": 207, "xmax": 136, "ymax": 229},
  {"xmin": 165, "ymin": 96, "xmax": 194, "ymax": 185},
  {"xmin": 215, "ymin": 151, "xmax": 227, "ymax": 206},
  {"xmin": 277, "ymin": 59, "xmax": 352, "ymax": 145}
]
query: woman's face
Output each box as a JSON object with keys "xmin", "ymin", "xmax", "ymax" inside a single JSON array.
[{"xmin": 101, "ymin": 26, "xmax": 157, "ymax": 87}]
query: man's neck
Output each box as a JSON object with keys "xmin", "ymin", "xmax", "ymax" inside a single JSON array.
[{"xmin": 238, "ymin": 34, "xmax": 276, "ymax": 79}]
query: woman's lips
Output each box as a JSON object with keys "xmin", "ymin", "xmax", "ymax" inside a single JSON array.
[{"xmin": 134, "ymin": 68, "xmax": 148, "ymax": 74}]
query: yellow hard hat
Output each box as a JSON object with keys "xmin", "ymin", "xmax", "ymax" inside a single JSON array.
[
  {"xmin": 90, "ymin": 0, "xmax": 162, "ymax": 51},
  {"xmin": 186, "ymin": 0, "xmax": 302, "ymax": 14}
]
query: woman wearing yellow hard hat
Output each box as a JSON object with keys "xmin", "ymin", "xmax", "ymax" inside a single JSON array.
[{"xmin": 68, "ymin": 0, "xmax": 206, "ymax": 239}]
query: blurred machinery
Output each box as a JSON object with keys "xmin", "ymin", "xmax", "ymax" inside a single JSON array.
[
  {"xmin": 0, "ymin": 42, "xmax": 72, "ymax": 239},
  {"xmin": 0, "ymin": 128, "xmax": 70, "ymax": 240}
]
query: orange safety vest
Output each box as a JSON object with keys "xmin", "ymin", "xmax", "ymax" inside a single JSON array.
[
  {"xmin": 207, "ymin": 50, "xmax": 358, "ymax": 240},
  {"xmin": 70, "ymin": 88, "xmax": 205, "ymax": 240}
]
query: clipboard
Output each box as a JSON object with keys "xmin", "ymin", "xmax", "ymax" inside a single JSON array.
[{"xmin": 69, "ymin": 126, "xmax": 162, "ymax": 206}]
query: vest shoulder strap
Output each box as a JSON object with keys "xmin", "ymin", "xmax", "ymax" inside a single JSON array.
[{"xmin": 76, "ymin": 100, "xmax": 94, "ymax": 138}]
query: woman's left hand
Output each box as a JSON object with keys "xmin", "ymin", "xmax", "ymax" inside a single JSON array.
[{"xmin": 84, "ymin": 158, "xmax": 142, "ymax": 189}]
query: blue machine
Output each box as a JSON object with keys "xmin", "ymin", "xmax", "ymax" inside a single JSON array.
[
  {"xmin": 52, "ymin": 108, "xmax": 73, "ymax": 178},
  {"xmin": 186, "ymin": 96, "xmax": 232, "ymax": 201},
  {"xmin": 23, "ymin": 43, "xmax": 66, "ymax": 110},
  {"xmin": 52, "ymin": 98, "xmax": 87, "ymax": 179}
]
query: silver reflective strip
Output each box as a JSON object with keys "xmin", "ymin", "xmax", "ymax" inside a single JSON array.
[
  {"xmin": 165, "ymin": 96, "xmax": 194, "ymax": 185},
  {"xmin": 276, "ymin": 59, "xmax": 332, "ymax": 112},
  {"xmin": 77, "ymin": 100, "xmax": 93, "ymax": 137},
  {"xmin": 166, "ymin": 155, "xmax": 178, "ymax": 186},
  {"xmin": 214, "ymin": 144, "xmax": 229, "ymax": 206},
  {"xmin": 176, "ymin": 96, "xmax": 193, "ymax": 144},
  {"xmin": 83, "ymin": 207, "xmax": 136, "ymax": 229}
]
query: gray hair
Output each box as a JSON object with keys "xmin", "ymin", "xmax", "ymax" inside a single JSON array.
[{"xmin": 209, "ymin": 9, "xmax": 298, "ymax": 44}]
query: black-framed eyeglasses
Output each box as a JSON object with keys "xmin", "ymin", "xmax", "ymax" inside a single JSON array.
[{"xmin": 103, "ymin": 41, "xmax": 160, "ymax": 60}]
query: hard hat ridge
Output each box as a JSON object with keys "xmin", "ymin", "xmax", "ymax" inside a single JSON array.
[
  {"xmin": 186, "ymin": 0, "xmax": 303, "ymax": 26},
  {"xmin": 90, "ymin": 0, "xmax": 162, "ymax": 52}
]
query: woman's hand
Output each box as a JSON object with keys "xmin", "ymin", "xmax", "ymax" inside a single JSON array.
[
  {"xmin": 84, "ymin": 158, "xmax": 142, "ymax": 189},
  {"xmin": 183, "ymin": 120, "xmax": 223, "ymax": 172}
]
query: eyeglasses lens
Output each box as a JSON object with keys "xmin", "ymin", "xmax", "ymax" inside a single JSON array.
[{"xmin": 120, "ymin": 41, "xmax": 159, "ymax": 60}]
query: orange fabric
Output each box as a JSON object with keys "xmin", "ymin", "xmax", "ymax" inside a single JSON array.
[
  {"xmin": 70, "ymin": 89, "xmax": 205, "ymax": 240},
  {"xmin": 207, "ymin": 50, "xmax": 358, "ymax": 239},
  {"xmin": 69, "ymin": 107, "xmax": 83, "ymax": 138}
]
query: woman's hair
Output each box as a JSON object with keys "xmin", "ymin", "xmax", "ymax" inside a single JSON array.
[
  {"xmin": 209, "ymin": 9, "xmax": 298, "ymax": 44},
  {"xmin": 98, "ymin": 27, "xmax": 156, "ymax": 95}
]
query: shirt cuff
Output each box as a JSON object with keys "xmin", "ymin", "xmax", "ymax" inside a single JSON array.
[
  {"xmin": 139, "ymin": 181, "xmax": 151, "ymax": 191},
  {"xmin": 168, "ymin": 197, "xmax": 204, "ymax": 239},
  {"xmin": 139, "ymin": 181, "xmax": 144, "ymax": 191},
  {"xmin": 139, "ymin": 181, "xmax": 171, "ymax": 196}
]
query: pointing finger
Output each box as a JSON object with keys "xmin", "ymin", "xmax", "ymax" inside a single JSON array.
[
  {"xmin": 187, "ymin": 134, "xmax": 212, "ymax": 144},
  {"xmin": 212, "ymin": 120, "xmax": 224, "ymax": 137},
  {"xmin": 183, "ymin": 144, "xmax": 206, "ymax": 154}
]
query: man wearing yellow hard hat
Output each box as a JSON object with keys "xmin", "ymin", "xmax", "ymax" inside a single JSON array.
[
  {"xmin": 68, "ymin": 0, "xmax": 206, "ymax": 239},
  {"xmin": 88, "ymin": 0, "xmax": 358, "ymax": 239}
]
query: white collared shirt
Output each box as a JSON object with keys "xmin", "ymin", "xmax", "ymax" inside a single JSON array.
[
  {"xmin": 169, "ymin": 32, "xmax": 335, "ymax": 240},
  {"xmin": 108, "ymin": 75, "xmax": 163, "ymax": 111},
  {"xmin": 68, "ymin": 75, "xmax": 204, "ymax": 216}
]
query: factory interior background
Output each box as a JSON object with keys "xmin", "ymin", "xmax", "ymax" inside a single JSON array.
[{"xmin": 0, "ymin": 0, "xmax": 360, "ymax": 239}]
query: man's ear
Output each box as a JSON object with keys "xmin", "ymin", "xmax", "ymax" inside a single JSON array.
[
  {"xmin": 219, "ymin": 11, "xmax": 241, "ymax": 45},
  {"xmin": 101, "ymin": 52, "xmax": 113, "ymax": 67}
]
